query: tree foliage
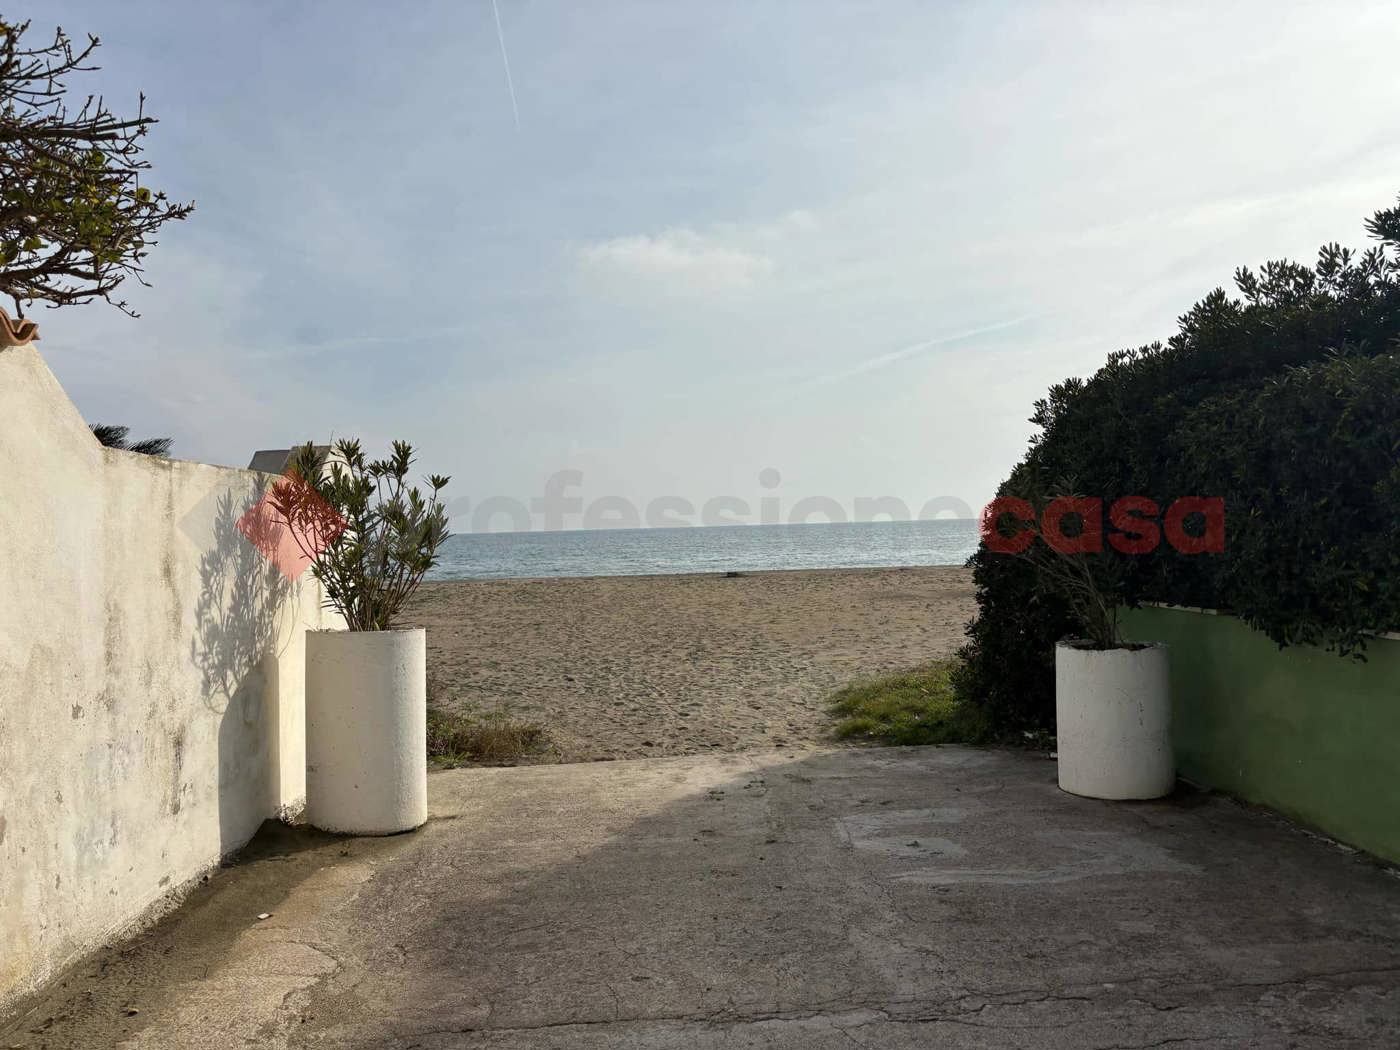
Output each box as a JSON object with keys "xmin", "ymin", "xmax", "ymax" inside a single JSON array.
[
  {"xmin": 0, "ymin": 18, "xmax": 192, "ymax": 317},
  {"xmin": 955, "ymin": 196, "xmax": 1400, "ymax": 733},
  {"xmin": 89, "ymin": 422, "xmax": 171, "ymax": 457}
]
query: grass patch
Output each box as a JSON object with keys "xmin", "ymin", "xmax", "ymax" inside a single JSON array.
[
  {"xmin": 426, "ymin": 706, "xmax": 550, "ymax": 767},
  {"xmin": 830, "ymin": 659, "xmax": 991, "ymax": 746}
]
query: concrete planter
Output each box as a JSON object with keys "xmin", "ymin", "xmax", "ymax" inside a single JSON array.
[
  {"xmin": 305, "ymin": 628, "xmax": 428, "ymax": 835},
  {"xmin": 1055, "ymin": 641, "xmax": 1174, "ymax": 800}
]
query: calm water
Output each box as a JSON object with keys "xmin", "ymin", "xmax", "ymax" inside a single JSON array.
[{"xmin": 427, "ymin": 519, "xmax": 980, "ymax": 581}]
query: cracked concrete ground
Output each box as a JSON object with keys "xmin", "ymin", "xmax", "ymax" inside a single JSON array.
[{"xmin": 6, "ymin": 746, "xmax": 1400, "ymax": 1049}]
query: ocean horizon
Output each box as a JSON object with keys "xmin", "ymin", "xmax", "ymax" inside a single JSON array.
[{"xmin": 426, "ymin": 518, "xmax": 980, "ymax": 581}]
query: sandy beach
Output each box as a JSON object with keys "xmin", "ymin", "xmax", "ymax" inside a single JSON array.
[{"xmin": 403, "ymin": 565, "xmax": 975, "ymax": 762}]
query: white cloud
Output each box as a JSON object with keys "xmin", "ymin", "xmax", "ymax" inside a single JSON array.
[{"xmin": 578, "ymin": 228, "xmax": 774, "ymax": 294}]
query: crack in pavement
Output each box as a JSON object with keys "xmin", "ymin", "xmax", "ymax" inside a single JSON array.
[{"xmin": 374, "ymin": 965, "xmax": 1400, "ymax": 1044}]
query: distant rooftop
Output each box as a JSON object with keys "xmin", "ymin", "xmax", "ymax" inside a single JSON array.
[{"xmin": 247, "ymin": 446, "xmax": 330, "ymax": 474}]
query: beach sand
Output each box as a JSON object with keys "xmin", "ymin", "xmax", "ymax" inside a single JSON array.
[{"xmin": 403, "ymin": 565, "xmax": 975, "ymax": 762}]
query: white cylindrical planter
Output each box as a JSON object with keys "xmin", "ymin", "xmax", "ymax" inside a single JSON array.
[
  {"xmin": 1055, "ymin": 641, "xmax": 1174, "ymax": 800},
  {"xmin": 305, "ymin": 628, "xmax": 428, "ymax": 835}
]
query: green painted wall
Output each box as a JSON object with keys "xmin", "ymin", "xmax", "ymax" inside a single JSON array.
[{"xmin": 1123, "ymin": 606, "xmax": 1400, "ymax": 863}]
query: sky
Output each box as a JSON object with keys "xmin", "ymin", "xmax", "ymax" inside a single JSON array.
[{"xmin": 31, "ymin": 0, "xmax": 1400, "ymax": 530}]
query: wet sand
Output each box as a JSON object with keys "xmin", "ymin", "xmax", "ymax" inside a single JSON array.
[{"xmin": 403, "ymin": 566, "xmax": 975, "ymax": 762}]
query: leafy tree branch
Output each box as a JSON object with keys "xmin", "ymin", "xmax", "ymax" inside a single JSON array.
[{"xmin": 0, "ymin": 18, "xmax": 193, "ymax": 317}]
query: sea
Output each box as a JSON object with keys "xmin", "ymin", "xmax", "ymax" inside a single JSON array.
[{"xmin": 426, "ymin": 519, "xmax": 980, "ymax": 581}]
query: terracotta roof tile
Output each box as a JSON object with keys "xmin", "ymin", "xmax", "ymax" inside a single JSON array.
[{"xmin": 0, "ymin": 308, "xmax": 39, "ymax": 347}]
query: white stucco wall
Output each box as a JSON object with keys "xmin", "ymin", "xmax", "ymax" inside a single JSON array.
[{"xmin": 0, "ymin": 342, "xmax": 340, "ymax": 1013}]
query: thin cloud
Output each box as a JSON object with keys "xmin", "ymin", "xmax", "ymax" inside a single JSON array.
[
  {"xmin": 579, "ymin": 229, "xmax": 775, "ymax": 294},
  {"xmin": 239, "ymin": 324, "xmax": 478, "ymax": 362},
  {"xmin": 769, "ymin": 315, "xmax": 1040, "ymax": 404}
]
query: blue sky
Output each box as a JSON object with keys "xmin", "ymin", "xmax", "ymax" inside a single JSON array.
[{"xmin": 34, "ymin": 1, "xmax": 1400, "ymax": 527}]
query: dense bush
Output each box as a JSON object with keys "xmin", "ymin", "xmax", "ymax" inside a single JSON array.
[
  {"xmin": 1172, "ymin": 350, "xmax": 1400, "ymax": 654},
  {"xmin": 956, "ymin": 197, "xmax": 1400, "ymax": 733}
]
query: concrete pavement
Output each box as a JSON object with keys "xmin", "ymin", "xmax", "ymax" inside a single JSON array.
[{"xmin": 5, "ymin": 746, "xmax": 1399, "ymax": 1048}]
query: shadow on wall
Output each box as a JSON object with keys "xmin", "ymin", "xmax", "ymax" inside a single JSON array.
[{"xmin": 191, "ymin": 482, "xmax": 293, "ymax": 854}]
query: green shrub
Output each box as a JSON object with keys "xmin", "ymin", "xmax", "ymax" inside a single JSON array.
[
  {"xmin": 1172, "ymin": 350, "xmax": 1400, "ymax": 654},
  {"xmin": 831, "ymin": 661, "xmax": 992, "ymax": 746},
  {"xmin": 274, "ymin": 439, "xmax": 451, "ymax": 631},
  {"xmin": 952, "ymin": 547, "xmax": 1076, "ymax": 733},
  {"xmin": 957, "ymin": 196, "xmax": 1400, "ymax": 732}
]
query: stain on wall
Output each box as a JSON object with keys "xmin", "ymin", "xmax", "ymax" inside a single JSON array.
[{"xmin": 0, "ymin": 343, "xmax": 340, "ymax": 1015}]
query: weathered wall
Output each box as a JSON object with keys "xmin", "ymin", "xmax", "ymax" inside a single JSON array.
[
  {"xmin": 1124, "ymin": 605, "xmax": 1400, "ymax": 863},
  {"xmin": 0, "ymin": 342, "xmax": 339, "ymax": 1012}
]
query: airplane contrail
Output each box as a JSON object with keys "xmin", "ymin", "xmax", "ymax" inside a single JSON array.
[
  {"xmin": 765, "ymin": 314, "xmax": 1041, "ymax": 405},
  {"xmin": 491, "ymin": 0, "xmax": 521, "ymax": 130}
]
